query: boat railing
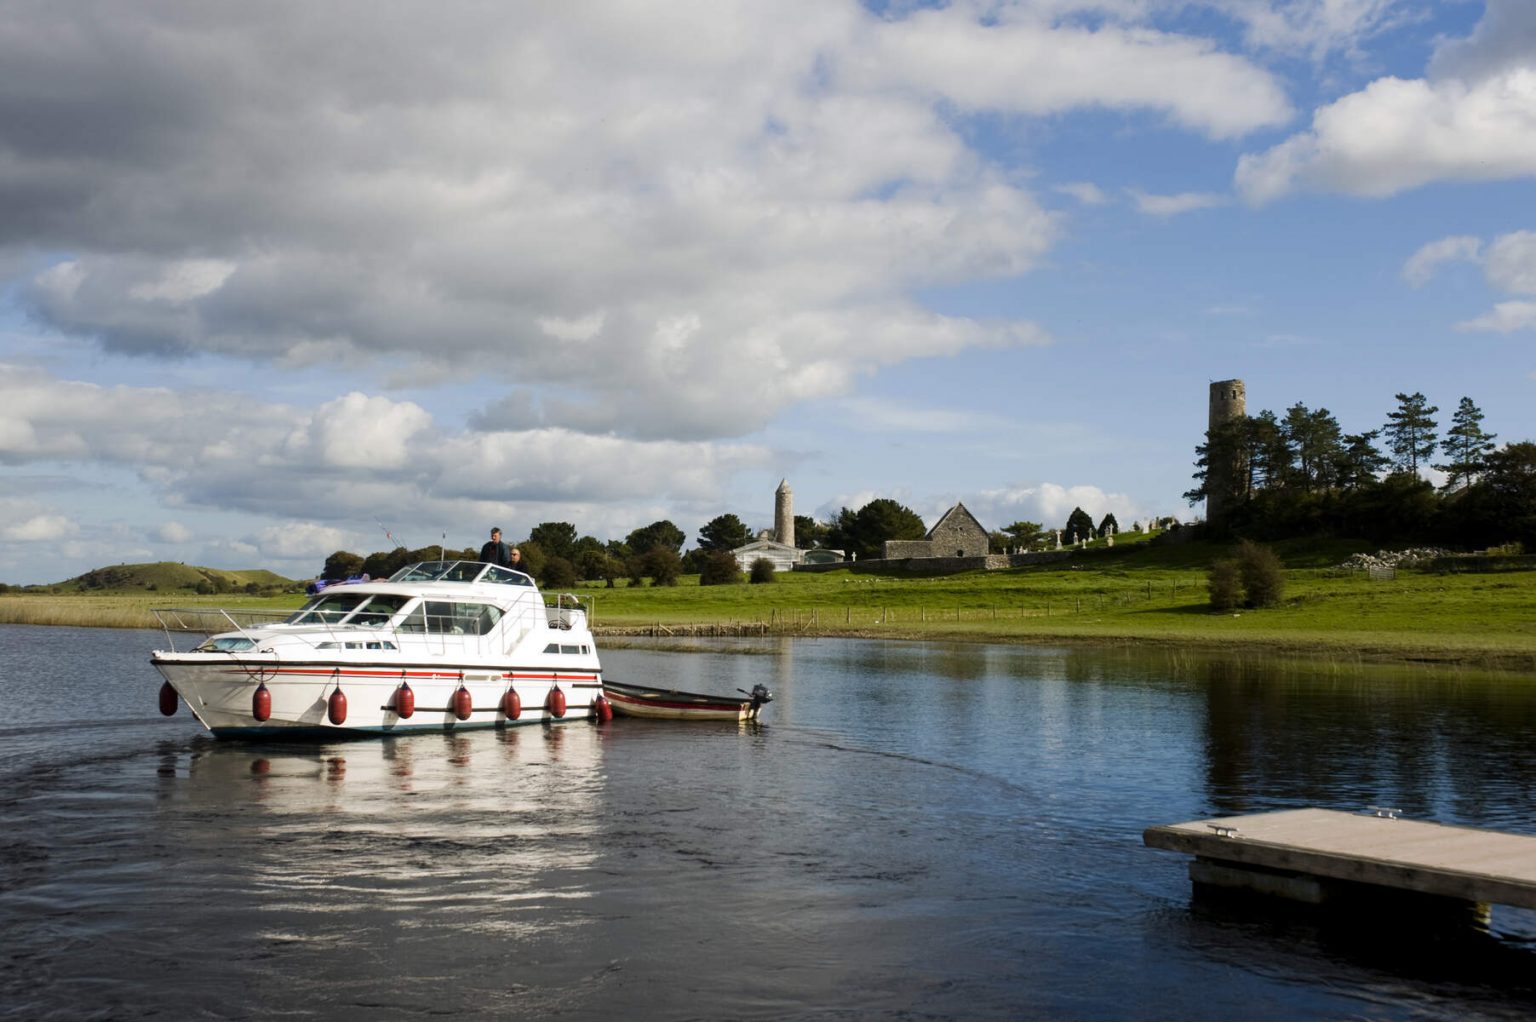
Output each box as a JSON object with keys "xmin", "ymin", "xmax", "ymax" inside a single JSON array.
[
  {"xmin": 152, "ymin": 607, "xmax": 293, "ymax": 651},
  {"xmin": 153, "ymin": 592, "xmax": 594, "ymax": 654},
  {"xmin": 545, "ymin": 593, "xmax": 591, "ymax": 631}
]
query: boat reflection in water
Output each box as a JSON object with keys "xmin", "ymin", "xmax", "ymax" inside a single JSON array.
[{"xmin": 160, "ymin": 724, "xmax": 608, "ymax": 983}]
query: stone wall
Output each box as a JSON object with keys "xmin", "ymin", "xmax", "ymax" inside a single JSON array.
[
  {"xmin": 793, "ymin": 550, "xmax": 1071, "ymax": 574},
  {"xmin": 883, "ymin": 539, "xmax": 935, "ymax": 559}
]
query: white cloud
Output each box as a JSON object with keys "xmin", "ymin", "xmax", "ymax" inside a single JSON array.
[
  {"xmin": 0, "ymin": 2, "xmax": 1076, "ymax": 443},
  {"xmin": 1215, "ymin": 0, "xmax": 1410, "ymax": 63},
  {"xmin": 0, "ymin": 364, "xmax": 775, "ymax": 525},
  {"xmin": 1455, "ymin": 301, "xmax": 1536, "ymax": 334},
  {"xmin": 1413, "ymin": 230, "xmax": 1536, "ymax": 330},
  {"xmin": 432, "ymin": 429, "xmax": 773, "ymax": 504},
  {"xmin": 2, "ymin": 514, "xmax": 77, "ymax": 542},
  {"xmin": 252, "ymin": 522, "xmax": 356, "ymax": 561},
  {"xmin": 1428, "ymin": 0, "xmax": 1536, "ymax": 82},
  {"xmin": 537, "ymin": 311, "xmax": 606, "ymax": 342},
  {"xmin": 1403, "ymin": 235, "xmax": 1482, "ymax": 287},
  {"xmin": 155, "ymin": 521, "xmax": 193, "ymax": 544},
  {"xmin": 1129, "ymin": 189, "xmax": 1229, "ymax": 216},
  {"xmin": 1237, "ymin": 2, "xmax": 1536, "ymax": 203},
  {"xmin": 1055, "ymin": 182, "xmax": 1110, "ymax": 206},
  {"xmin": 853, "ymin": 6, "xmax": 1293, "ymax": 139},
  {"xmin": 127, "ymin": 259, "xmax": 236, "ymax": 303},
  {"xmin": 835, "ymin": 396, "xmax": 1012, "ymax": 434},
  {"xmin": 0, "ymin": 2, "xmax": 1296, "ymax": 443},
  {"xmin": 284, "ymin": 393, "xmax": 433, "ymax": 471},
  {"xmin": 1484, "ymin": 231, "xmax": 1536, "ymax": 294},
  {"xmin": 967, "ymin": 482, "xmax": 1141, "ymax": 531}
]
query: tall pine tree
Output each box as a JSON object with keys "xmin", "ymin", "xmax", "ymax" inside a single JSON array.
[
  {"xmin": 1435, "ymin": 396, "xmax": 1497, "ymax": 491},
  {"xmin": 1383, "ymin": 392, "xmax": 1439, "ymax": 475}
]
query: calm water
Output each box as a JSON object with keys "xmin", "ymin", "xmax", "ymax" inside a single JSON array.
[{"xmin": 3, "ymin": 624, "xmax": 1536, "ymax": 1020}]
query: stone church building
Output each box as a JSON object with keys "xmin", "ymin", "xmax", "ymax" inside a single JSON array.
[{"xmin": 883, "ymin": 502, "xmax": 990, "ymax": 560}]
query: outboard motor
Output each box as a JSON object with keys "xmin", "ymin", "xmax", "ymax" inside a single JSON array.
[{"xmin": 748, "ymin": 684, "xmax": 772, "ymax": 711}]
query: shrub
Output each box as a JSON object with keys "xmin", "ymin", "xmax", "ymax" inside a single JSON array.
[
  {"xmin": 1236, "ymin": 539, "xmax": 1286, "ymax": 607},
  {"xmin": 541, "ymin": 555, "xmax": 578, "ymax": 589},
  {"xmin": 641, "ymin": 548, "xmax": 683, "ymax": 587},
  {"xmin": 749, "ymin": 558, "xmax": 776, "ymax": 584},
  {"xmin": 698, "ymin": 551, "xmax": 743, "ymax": 586},
  {"xmin": 1207, "ymin": 558, "xmax": 1241, "ymax": 610},
  {"xmin": 1209, "ymin": 541, "xmax": 1286, "ymax": 609}
]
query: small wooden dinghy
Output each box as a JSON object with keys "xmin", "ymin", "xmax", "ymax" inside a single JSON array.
[{"xmin": 602, "ymin": 680, "xmax": 772, "ymax": 721}]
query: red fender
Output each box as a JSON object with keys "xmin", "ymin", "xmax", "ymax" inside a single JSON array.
[
  {"xmin": 452, "ymin": 685, "xmax": 473, "ymax": 721},
  {"xmin": 548, "ymin": 685, "xmax": 567, "ymax": 719},
  {"xmin": 327, "ymin": 687, "xmax": 348, "ymax": 726},
  {"xmin": 501, "ymin": 687, "xmax": 522, "ymax": 721},
  {"xmin": 252, "ymin": 681, "xmax": 272, "ymax": 722},
  {"xmin": 592, "ymin": 694, "xmax": 613, "ymax": 723},
  {"xmin": 158, "ymin": 681, "xmax": 178, "ymax": 717},
  {"xmin": 395, "ymin": 681, "xmax": 415, "ymax": 718}
]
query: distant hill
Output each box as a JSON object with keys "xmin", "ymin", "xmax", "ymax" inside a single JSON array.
[{"xmin": 41, "ymin": 562, "xmax": 298, "ymax": 594}]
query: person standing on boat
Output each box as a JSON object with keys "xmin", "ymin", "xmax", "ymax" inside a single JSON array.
[
  {"xmin": 508, "ymin": 547, "xmax": 524, "ymax": 571},
  {"xmin": 479, "ymin": 527, "xmax": 513, "ymax": 568}
]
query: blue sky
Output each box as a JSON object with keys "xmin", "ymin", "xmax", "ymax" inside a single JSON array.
[{"xmin": 1, "ymin": 0, "xmax": 1533, "ymax": 584}]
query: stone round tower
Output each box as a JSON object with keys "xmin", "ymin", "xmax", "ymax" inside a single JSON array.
[
  {"xmin": 1209, "ymin": 379, "xmax": 1245, "ymax": 428},
  {"xmin": 774, "ymin": 479, "xmax": 794, "ymax": 548},
  {"xmin": 1206, "ymin": 379, "xmax": 1246, "ymax": 521}
]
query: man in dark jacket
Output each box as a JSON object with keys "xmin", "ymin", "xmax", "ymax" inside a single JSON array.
[{"xmin": 479, "ymin": 527, "xmax": 512, "ymax": 568}]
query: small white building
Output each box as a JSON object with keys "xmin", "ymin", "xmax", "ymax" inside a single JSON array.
[{"xmin": 731, "ymin": 538, "xmax": 801, "ymax": 573}]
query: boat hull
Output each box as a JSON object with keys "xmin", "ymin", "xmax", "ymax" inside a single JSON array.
[
  {"xmin": 601, "ymin": 680, "xmax": 769, "ymax": 721},
  {"xmin": 154, "ymin": 656, "xmax": 601, "ymax": 738}
]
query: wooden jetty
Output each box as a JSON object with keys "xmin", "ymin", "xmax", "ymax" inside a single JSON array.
[{"xmin": 1145, "ymin": 808, "xmax": 1536, "ymax": 917}]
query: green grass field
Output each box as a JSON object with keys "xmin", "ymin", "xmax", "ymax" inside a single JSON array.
[
  {"xmin": 5, "ymin": 541, "xmax": 1534, "ymax": 671},
  {"xmin": 582, "ymin": 545, "xmax": 1536, "ymax": 670}
]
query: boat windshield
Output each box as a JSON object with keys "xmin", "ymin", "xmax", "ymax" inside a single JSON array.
[
  {"xmin": 287, "ymin": 592, "xmax": 411, "ymax": 626},
  {"xmin": 343, "ymin": 594, "xmax": 413, "ymax": 627},
  {"xmin": 388, "ymin": 561, "xmax": 534, "ymax": 586}
]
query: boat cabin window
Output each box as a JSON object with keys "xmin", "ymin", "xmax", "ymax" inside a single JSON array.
[
  {"xmin": 345, "ymin": 594, "xmax": 411, "ymax": 627},
  {"xmin": 396, "ymin": 601, "xmax": 504, "ymax": 635},
  {"xmin": 480, "ymin": 565, "xmax": 535, "ymax": 586},
  {"xmin": 542, "ymin": 643, "xmax": 589, "ymax": 655},
  {"xmin": 197, "ymin": 636, "xmax": 256, "ymax": 652},
  {"xmin": 288, "ymin": 590, "xmax": 371, "ymax": 625},
  {"xmin": 390, "ymin": 561, "xmax": 457, "ymax": 582},
  {"xmin": 287, "ymin": 592, "xmax": 410, "ymax": 627}
]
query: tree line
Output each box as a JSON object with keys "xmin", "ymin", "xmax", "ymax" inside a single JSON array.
[
  {"xmin": 1186, "ymin": 391, "xmax": 1536, "ymax": 547},
  {"xmin": 316, "ymin": 498, "xmax": 1133, "ymax": 590}
]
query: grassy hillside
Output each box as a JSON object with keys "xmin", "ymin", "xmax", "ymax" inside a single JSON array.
[{"xmin": 19, "ymin": 561, "xmax": 297, "ymax": 594}]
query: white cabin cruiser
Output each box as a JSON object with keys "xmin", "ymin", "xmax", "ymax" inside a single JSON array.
[{"xmin": 152, "ymin": 560, "xmax": 609, "ymax": 738}]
